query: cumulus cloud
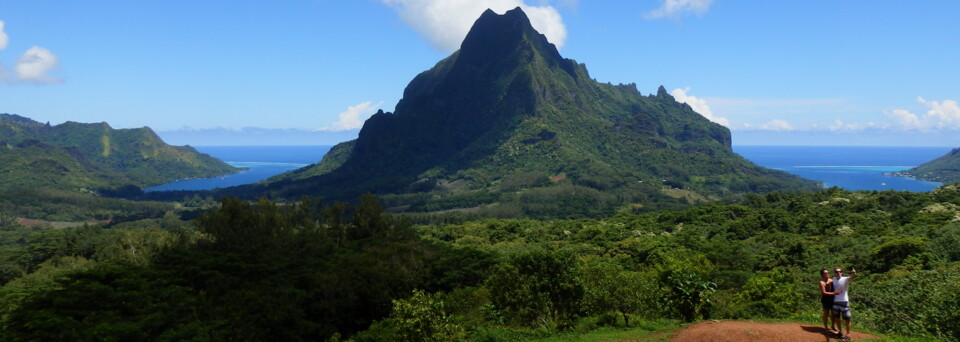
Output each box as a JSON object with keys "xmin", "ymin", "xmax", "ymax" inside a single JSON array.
[
  {"xmin": 644, "ymin": 0, "xmax": 714, "ymax": 19},
  {"xmin": 0, "ymin": 21, "xmax": 62, "ymax": 85},
  {"xmin": 381, "ymin": 0, "xmax": 567, "ymax": 52},
  {"xmin": 919, "ymin": 97, "xmax": 960, "ymax": 129},
  {"xmin": 317, "ymin": 101, "xmax": 383, "ymax": 131},
  {"xmin": 0, "ymin": 20, "xmax": 8, "ymax": 50},
  {"xmin": 755, "ymin": 119, "xmax": 795, "ymax": 131},
  {"xmin": 671, "ymin": 87, "xmax": 729, "ymax": 127},
  {"xmin": 887, "ymin": 109, "xmax": 921, "ymax": 129},
  {"xmin": 887, "ymin": 97, "xmax": 960, "ymax": 130},
  {"xmin": 14, "ymin": 46, "xmax": 60, "ymax": 83}
]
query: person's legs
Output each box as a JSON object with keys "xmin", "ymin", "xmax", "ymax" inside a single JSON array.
[
  {"xmin": 831, "ymin": 305, "xmax": 840, "ymax": 333},
  {"xmin": 821, "ymin": 308, "xmax": 830, "ymax": 329},
  {"xmin": 836, "ymin": 301, "xmax": 852, "ymax": 337}
]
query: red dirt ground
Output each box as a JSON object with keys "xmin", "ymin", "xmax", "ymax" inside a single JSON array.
[{"xmin": 670, "ymin": 321, "xmax": 881, "ymax": 341}]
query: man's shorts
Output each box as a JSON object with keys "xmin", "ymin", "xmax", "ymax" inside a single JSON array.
[{"xmin": 832, "ymin": 301, "xmax": 852, "ymax": 320}]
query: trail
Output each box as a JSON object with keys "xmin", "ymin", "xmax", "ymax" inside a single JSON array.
[{"xmin": 669, "ymin": 321, "xmax": 881, "ymax": 341}]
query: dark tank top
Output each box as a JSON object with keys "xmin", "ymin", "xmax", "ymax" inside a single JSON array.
[{"xmin": 821, "ymin": 281, "xmax": 834, "ymax": 302}]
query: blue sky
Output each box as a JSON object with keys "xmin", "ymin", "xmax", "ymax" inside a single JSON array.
[{"xmin": 1, "ymin": 0, "xmax": 958, "ymax": 146}]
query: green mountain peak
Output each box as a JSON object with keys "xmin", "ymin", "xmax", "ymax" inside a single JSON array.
[{"xmin": 251, "ymin": 8, "xmax": 818, "ymax": 217}]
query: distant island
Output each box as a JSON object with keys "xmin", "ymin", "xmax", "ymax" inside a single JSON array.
[{"xmin": 0, "ymin": 113, "xmax": 238, "ymax": 195}]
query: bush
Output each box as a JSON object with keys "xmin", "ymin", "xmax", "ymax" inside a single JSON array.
[{"xmin": 485, "ymin": 249, "xmax": 584, "ymax": 328}]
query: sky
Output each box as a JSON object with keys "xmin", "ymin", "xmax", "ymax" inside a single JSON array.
[{"xmin": 1, "ymin": 0, "xmax": 959, "ymax": 146}]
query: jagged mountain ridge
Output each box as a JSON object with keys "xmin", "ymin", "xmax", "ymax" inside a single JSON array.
[
  {"xmin": 0, "ymin": 113, "xmax": 238, "ymax": 193},
  {"xmin": 254, "ymin": 7, "xmax": 817, "ymax": 216}
]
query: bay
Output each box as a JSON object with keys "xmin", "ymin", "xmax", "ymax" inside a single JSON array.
[
  {"xmin": 144, "ymin": 145, "xmax": 331, "ymax": 192},
  {"xmin": 146, "ymin": 145, "xmax": 953, "ymax": 193},
  {"xmin": 733, "ymin": 145, "xmax": 950, "ymax": 192}
]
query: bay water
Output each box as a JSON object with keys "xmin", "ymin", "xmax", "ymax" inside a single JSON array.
[
  {"xmin": 733, "ymin": 145, "xmax": 950, "ymax": 192},
  {"xmin": 144, "ymin": 145, "xmax": 331, "ymax": 192},
  {"xmin": 145, "ymin": 145, "xmax": 951, "ymax": 193}
]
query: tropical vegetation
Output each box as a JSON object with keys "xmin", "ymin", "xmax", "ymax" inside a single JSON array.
[
  {"xmin": 0, "ymin": 113, "xmax": 237, "ymax": 194},
  {"xmin": 1, "ymin": 185, "xmax": 958, "ymax": 341}
]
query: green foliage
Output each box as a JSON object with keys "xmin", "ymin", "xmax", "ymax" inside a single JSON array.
[
  {"xmin": 653, "ymin": 252, "xmax": 716, "ymax": 322},
  {"xmin": 731, "ymin": 268, "xmax": 805, "ymax": 318},
  {"xmin": 0, "ymin": 188, "xmax": 175, "ymax": 222},
  {"xmin": 0, "ymin": 114, "xmax": 238, "ymax": 193},
  {"xmin": 0, "ymin": 195, "xmax": 438, "ymax": 341},
  {"xmin": 381, "ymin": 290, "xmax": 466, "ymax": 342},
  {"xmin": 857, "ymin": 266, "xmax": 960, "ymax": 340},
  {"xmin": 486, "ymin": 249, "xmax": 584, "ymax": 328},
  {"xmin": 578, "ymin": 258, "xmax": 657, "ymax": 325},
  {"xmin": 5, "ymin": 184, "xmax": 960, "ymax": 340},
  {"xmin": 871, "ymin": 236, "xmax": 931, "ymax": 272},
  {"xmin": 897, "ymin": 148, "xmax": 960, "ymax": 184}
]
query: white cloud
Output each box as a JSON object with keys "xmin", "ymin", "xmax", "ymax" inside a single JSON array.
[
  {"xmin": 0, "ymin": 20, "xmax": 8, "ymax": 50},
  {"xmin": 887, "ymin": 109, "xmax": 921, "ymax": 129},
  {"xmin": 671, "ymin": 87, "xmax": 729, "ymax": 127},
  {"xmin": 644, "ymin": 0, "xmax": 714, "ymax": 19},
  {"xmin": 826, "ymin": 119, "xmax": 877, "ymax": 132},
  {"xmin": 317, "ymin": 101, "xmax": 383, "ymax": 131},
  {"xmin": 919, "ymin": 97, "xmax": 960, "ymax": 129},
  {"xmin": 14, "ymin": 46, "xmax": 60, "ymax": 83},
  {"xmin": 887, "ymin": 97, "xmax": 960, "ymax": 131},
  {"xmin": 756, "ymin": 119, "xmax": 794, "ymax": 131},
  {"xmin": 381, "ymin": 0, "xmax": 567, "ymax": 52}
]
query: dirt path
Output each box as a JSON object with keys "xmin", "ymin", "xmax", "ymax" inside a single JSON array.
[{"xmin": 670, "ymin": 321, "xmax": 881, "ymax": 341}]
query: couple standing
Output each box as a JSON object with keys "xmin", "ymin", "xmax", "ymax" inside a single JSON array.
[{"xmin": 819, "ymin": 267, "xmax": 857, "ymax": 340}]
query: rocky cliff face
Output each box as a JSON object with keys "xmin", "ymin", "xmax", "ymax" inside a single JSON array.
[{"xmin": 255, "ymin": 7, "xmax": 816, "ymax": 217}]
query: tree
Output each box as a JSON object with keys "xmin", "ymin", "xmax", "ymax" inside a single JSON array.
[
  {"xmin": 578, "ymin": 258, "xmax": 656, "ymax": 325},
  {"xmin": 486, "ymin": 249, "xmax": 584, "ymax": 328}
]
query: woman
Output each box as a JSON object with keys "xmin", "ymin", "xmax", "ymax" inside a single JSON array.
[{"xmin": 818, "ymin": 269, "xmax": 838, "ymax": 333}]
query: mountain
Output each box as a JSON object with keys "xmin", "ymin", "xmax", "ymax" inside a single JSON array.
[
  {"xmin": 0, "ymin": 114, "xmax": 238, "ymax": 193},
  {"xmin": 894, "ymin": 148, "xmax": 960, "ymax": 184},
  {"xmin": 250, "ymin": 8, "xmax": 818, "ymax": 217}
]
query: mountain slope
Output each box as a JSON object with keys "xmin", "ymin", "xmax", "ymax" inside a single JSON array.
[
  {"xmin": 895, "ymin": 148, "xmax": 960, "ymax": 184},
  {"xmin": 0, "ymin": 114, "xmax": 237, "ymax": 193},
  {"xmin": 253, "ymin": 8, "xmax": 818, "ymax": 217}
]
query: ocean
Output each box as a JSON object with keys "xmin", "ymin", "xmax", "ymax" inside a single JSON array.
[
  {"xmin": 144, "ymin": 145, "xmax": 331, "ymax": 192},
  {"xmin": 145, "ymin": 145, "xmax": 952, "ymax": 193},
  {"xmin": 733, "ymin": 145, "xmax": 950, "ymax": 192}
]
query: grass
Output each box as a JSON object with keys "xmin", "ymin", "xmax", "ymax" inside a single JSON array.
[{"xmin": 470, "ymin": 319, "xmax": 683, "ymax": 342}]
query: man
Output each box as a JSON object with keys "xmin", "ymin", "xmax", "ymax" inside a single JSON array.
[{"xmin": 831, "ymin": 267, "xmax": 857, "ymax": 340}]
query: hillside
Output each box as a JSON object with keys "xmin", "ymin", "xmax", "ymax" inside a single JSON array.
[
  {"xmin": 246, "ymin": 7, "xmax": 818, "ymax": 217},
  {"xmin": 895, "ymin": 147, "xmax": 960, "ymax": 184},
  {"xmin": 0, "ymin": 114, "xmax": 237, "ymax": 193},
  {"xmin": 3, "ymin": 185, "xmax": 959, "ymax": 341}
]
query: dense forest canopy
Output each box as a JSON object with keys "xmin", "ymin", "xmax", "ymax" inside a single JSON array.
[{"xmin": 1, "ymin": 185, "xmax": 958, "ymax": 341}]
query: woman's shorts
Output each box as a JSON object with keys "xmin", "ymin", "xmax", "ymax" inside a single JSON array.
[{"xmin": 821, "ymin": 298, "xmax": 834, "ymax": 310}]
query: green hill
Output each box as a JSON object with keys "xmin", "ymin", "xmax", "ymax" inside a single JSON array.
[
  {"xmin": 245, "ymin": 7, "xmax": 818, "ymax": 217},
  {"xmin": 0, "ymin": 114, "xmax": 237, "ymax": 193},
  {"xmin": 895, "ymin": 148, "xmax": 960, "ymax": 184}
]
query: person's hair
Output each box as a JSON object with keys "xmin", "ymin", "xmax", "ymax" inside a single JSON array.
[{"xmin": 821, "ymin": 269, "xmax": 829, "ymax": 275}]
